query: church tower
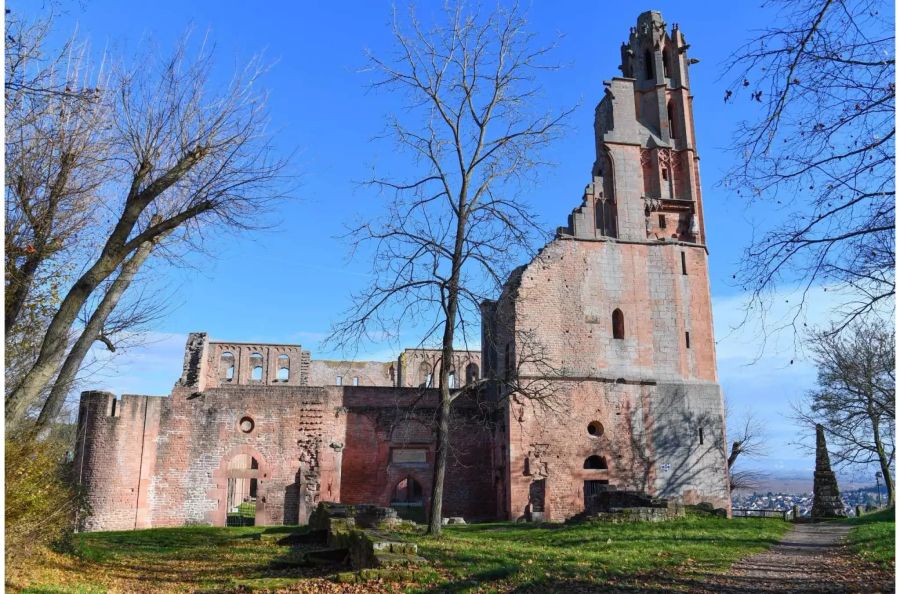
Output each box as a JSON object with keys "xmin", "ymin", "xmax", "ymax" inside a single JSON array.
[
  {"xmin": 567, "ymin": 10, "xmax": 705, "ymax": 246},
  {"xmin": 484, "ymin": 11, "xmax": 730, "ymax": 522}
]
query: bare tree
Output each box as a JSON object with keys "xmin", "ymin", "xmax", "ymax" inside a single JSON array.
[
  {"xmin": 326, "ymin": 2, "xmax": 571, "ymax": 535},
  {"xmin": 794, "ymin": 317, "xmax": 895, "ymax": 505},
  {"xmin": 723, "ymin": 0, "xmax": 894, "ymax": 333},
  {"xmin": 5, "ymin": 11, "xmax": 108, "ymax": 399},
  {"xmin": 725, "ymin": 406, "xmax": 768, "ymax": 491},
  {"xmin": 6, "ymin": 27, "xmax": 288, "ymax": 429}
]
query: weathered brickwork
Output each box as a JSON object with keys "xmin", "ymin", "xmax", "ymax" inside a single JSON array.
[
  {"xmin": 308, "ymin": 360, "xmax": 395, "ymax": 388},
  {"xmin": 75, "ymin": 11, "xmax": 729, "ymax": 531},
  {"xmin": 486, "ymin": 10, "xmax": 729, "ymax": 521}
]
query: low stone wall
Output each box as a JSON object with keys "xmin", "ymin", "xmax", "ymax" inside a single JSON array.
[{"xmin": 308, "ymin": 502, "xmax": 424, "ymax": 569}]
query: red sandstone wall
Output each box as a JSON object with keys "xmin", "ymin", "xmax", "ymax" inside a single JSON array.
[
  {"xmin": 339, "ymin": 387, "xmax": 496, "ymax": 521},
  {"xmin": 74, "ymin": 392, "xmax": 162, "ymax": 531},
  {"xmin": 149, "ymin": 385, "xmax": 344, "ymax": 527}
]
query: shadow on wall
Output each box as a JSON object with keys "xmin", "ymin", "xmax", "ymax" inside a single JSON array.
[{"xmin": 615, "ymin": 385, "xmax": 727, "ymax": 503}]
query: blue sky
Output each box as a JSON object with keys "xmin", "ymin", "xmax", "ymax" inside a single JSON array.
[{"xmin": 21, "ymin": 1, "xmax": 886, "ymax": 481}]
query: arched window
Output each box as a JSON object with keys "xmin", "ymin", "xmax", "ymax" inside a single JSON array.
[
  {"xmin": 276, "ymin": 354, "xmax": 289, "ymax": 382},
  {"xmin": 465, "ymin": 363, "xmax": 479, "ymax": 385},
  {"xmin": 667, "ymin": 100, "xmax": 677, "ymax": 140},
  {"xmin": 663, "ymin": 48, "xmax": 671, "ymax": 78},
  {"xmin": 221, "ymin": 351, "xmax": 235, "ymax": 381},
  {"xmin": 584, "ymin": 455, "xmax": 608, "ymax": 470},
  {"xmin": 644, "ymin": 49, "xmax": 654, "ymax": 80},
  {"xmin": 612, "ymin": 309, "xmax": 625, "ymax": 339},
  {"xmin": 418, "ymin": 361, "xmax": 432, "ymax": 388},
  {"xmin": 448, "ymin": 369, "xmax": 457, "ymax": 389},
  {"xmin": 392, "ymin": 476, "xmax": 424, "ymax": 503},
  {"xmin": 250, "ymin": 352, "xmax": 264, "ymax": 381}
]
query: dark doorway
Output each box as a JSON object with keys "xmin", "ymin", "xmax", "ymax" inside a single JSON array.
[{"xmin": 583, "ymin": 479, "xmax": 610, "ymax": 509}]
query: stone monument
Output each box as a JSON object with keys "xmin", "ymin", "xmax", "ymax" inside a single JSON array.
[{"xmin": 811, "ymin": 424, "xmax": 846, "ymax": 518}]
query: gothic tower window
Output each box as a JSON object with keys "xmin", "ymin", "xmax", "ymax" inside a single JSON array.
[
  {"xmin": 663, "ymin": 48, "xmax": 671, "ymax": 78},
  {"xmin": 612, "ymin": 309, "xmax": 625, "ymax": 339},
  {"xmin": 644, "ymin": 49, "xmax": 654, "ymax": 80},
  {"xmin": 667, "ymin": 100, "xmax": 677, "ymax": 140}
]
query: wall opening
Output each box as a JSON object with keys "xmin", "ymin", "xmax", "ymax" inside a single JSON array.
[
  {"xmin": 685, "ymin": 331, "xmax": 691, "ymax": 349},
  {"xmin": 699, "ymin": 426, "xmax": 704, "ymax": 445},
  {"xmin": 448, "ymin": 370, "xmax": 457, "ymax": 389},
  {"xmin": 276, "ymin": 354, "xmax": 289, "ymax": 382},
  {"xmin": 583, "ymin": 455, "xmax": 608, "ymax": 470},
  {"xmin": 681, "ymin": 252, "xmax": 687, "ymax": 275},
  {"xmin": 249, "ymin": 352, "xmax": 263, "ymax": 382},
  {"xmin": 612, "ymin": 308, "xmax": 625, "ymax": 339},
  {"xmin": 352, "ymin": 376, "xmax": 359, "ymax": 386},
  {"xmin": 584, "ymin": 479, "xmax": 610, "ymax": 510},
  {"xmin": 391, "ymin": 476, "xmax": 425, "ymax": 523},
  {"xmin": 667, "ymin": 100, "xmax": 677, "ymax": 140},
  {"xmin": 465, "ymin": 362, "xmax": 479, "ymax": 385},
  {"xmin": 225, "ymin": 454, "xmax": 260, "ymax": 527},
  {"xmin": 221, "ymin": 351, "xmax": 236, "ymax": 382},
  {"xmin": 587, "ymin": 421, "xmax": 605, "ymax": 438},
  {"xmin": 644, "ymin": 49, "xmax": 654, "ymax": 80},
  {"xmin": 663, "ymin": 48, "xmax": 671, "ymax": 78},
  {"xmin": 336, "ymin": 376, "xmax": 343, "ymax": 386},
  {"xmin": 659, "ymin": 214, "xmax": 667, "ymax": 229},
  {"xmin": 418, "ymin": 361, "xmax": 432, "ymax": 388}
]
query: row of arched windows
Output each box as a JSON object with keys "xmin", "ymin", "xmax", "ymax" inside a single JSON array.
[
  {"xmin": 219, "ymin": 351, "xmax": 291, "ymax": 383},
  {"xmin": 418, "ymin": 362, "xmax": 479, "ymax": 388}
]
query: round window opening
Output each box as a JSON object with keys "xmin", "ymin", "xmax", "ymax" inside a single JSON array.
[
  {"xmin": 587, "ymin": 421, "xmax": 604, "ymax": 437},
  {"xmin": 239, "ymin": 417, "xmax": 255, "ymax": 433}
]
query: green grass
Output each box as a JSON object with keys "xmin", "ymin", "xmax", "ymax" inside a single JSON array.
[
  {"xmin": 8, "ymin": 515, "xmax": 791, "ymax": 593},
  {"xmin": 843, "ymin": 507, "xmax": 895, "ymax": 568},
  {"xmin": 406, "ymin": 515, "xmax": 790, "ymax": 591}
]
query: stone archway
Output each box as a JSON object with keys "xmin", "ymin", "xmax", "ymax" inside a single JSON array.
[{"xmin": 210, "ymin": 446, "xmax": 270, "ymax": 527}]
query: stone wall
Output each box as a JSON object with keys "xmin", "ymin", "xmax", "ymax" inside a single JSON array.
[
  {"xmin": 308, "ymin": 360, "xmax": 395, "ymax": 388},
  {"xmin": 149, "ymin": 384, "xmax": 344, "ymax": 527},
  {"xmin": 74, "ymin": 391, "xmax": 163, "ymax": 531},
  {"xmin": 339, "ymin": 387, "xmax": 496, "ymax": 521}
]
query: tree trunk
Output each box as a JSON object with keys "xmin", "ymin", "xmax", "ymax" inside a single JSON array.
[
  {"xmin": 869, "ymin": 413, "xmax": 894, "ymax": 506},
  {"xmin": 5, "ymin": 256, "xmax": 120, "ymax": 426},
  {"xmin": 34, "ymin": 237, "xmax": 157, "ymax": 432}
]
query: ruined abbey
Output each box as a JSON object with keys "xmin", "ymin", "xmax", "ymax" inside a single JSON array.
[{"xmin": 74, "ymin": 11, "xmax": 731, "ymax": 531}]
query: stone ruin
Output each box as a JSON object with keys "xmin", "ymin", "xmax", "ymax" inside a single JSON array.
[
  {"xmin": 306, "ymin": 502, "xmax": 425, "ymax": 569},
  {"xmin": 575, "ymin": 488, "xmax": 687, "ymax": 523},
  {"xmin": 811, "ymin": 424, "xmax": 846, "ymax": 518}
]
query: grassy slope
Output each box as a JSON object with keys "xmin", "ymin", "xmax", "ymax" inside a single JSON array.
[
  {"xmin": 8, "ymin": 515, "xmax": 791, "ymax": 593},
  {"xmin": 410, "ymin": 515, "xmax": 789, "ymax": 591},
  {"xmin": 843, "ymin": 507, "xmax": 895, "ymax": 568}
]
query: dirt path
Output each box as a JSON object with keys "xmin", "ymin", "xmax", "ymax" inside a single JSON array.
[{"xmin": 685, "ymin": 522, "xmax": 894, "ymax": 593}]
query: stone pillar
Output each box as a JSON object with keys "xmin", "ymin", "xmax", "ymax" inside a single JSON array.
[{"xmin": 811, "ymin": 424, "xmax": 846, "ymax": 518}]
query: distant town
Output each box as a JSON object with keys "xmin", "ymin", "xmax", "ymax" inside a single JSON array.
[{"xmin": 732, "ymin": 486, "xmax": 890, "ymax": 517}]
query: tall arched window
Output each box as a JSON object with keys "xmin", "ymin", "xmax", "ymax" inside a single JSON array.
[
  {"xmin": 221, "ymin": 351, "xmax": 235, "ymax": 381},
  {"xmin": 276, "ymin": 354, "xmax": 289, "ymax": 382},
  {"xmin": 250, "ymin": 352, "xmax": 264, "ymax": 381},
  {"xmin": 448, "ymin": 369, "xmax": 457, "ymax": 389},
  {"xmin": 612, "ymin": 309, "xmax": 625, "ymax": 340},
  {"xmin": 644, "ymin": 49, "xmax": 654, "ymax": 80},
  {"xmin": 465, "ymin": 363, "xmax": 479, "ymax": 385},
  {"xmin": 662, "ymin": 48, "xmax": 671, "ymax": 78},
  {"xmin": 418, "ymin": 362, "xmax": 432, "ymax": 388},
  {"xmin": 667, "ymin": 100, "xmax": 677, "ymax": 141}
]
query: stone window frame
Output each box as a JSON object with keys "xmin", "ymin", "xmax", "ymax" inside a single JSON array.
[{"xmin": 612, "ymin": 308, "xmax": 625, "ymax": 340}]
